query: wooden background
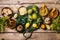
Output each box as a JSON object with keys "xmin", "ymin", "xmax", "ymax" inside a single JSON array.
[{"xmin": 0, "ymin": 0, "xmax": 60, "ymax": 40}]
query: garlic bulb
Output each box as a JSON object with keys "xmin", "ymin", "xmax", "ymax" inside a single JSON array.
[
  {"xmin": 44, "ymin": 17, "xmax": 51, "ymax": 24},
  {"xmin": 1, "ymin": 7, "xmax": 13, "ymax": 17}
]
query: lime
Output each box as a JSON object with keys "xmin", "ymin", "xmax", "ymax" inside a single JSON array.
[
  {"xmin": 32, "ymin": 13, "xmax": 37, "ymax": 20},
  {"xmin": 28, "ymin": 9, "xmax": 33, "ymax": 14}
]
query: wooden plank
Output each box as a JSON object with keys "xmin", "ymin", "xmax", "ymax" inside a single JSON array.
[
  {"xmin": 0, "ymin": 0, "xmax": 60, "ymax": 40},
  {"xmin": 0, "ymin": 32, "xmax": 57, "ymax": 40}
]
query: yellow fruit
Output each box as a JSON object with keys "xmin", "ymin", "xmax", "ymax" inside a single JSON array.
[
  {"xmin": 41, "ymin": 24, "xmax": 45, "ymax": 29},
  {"xmin": 32, "ymin": 13, "xmax": 37, "ymax": 20},
  {"xmin": 25, "ymin": 22, "xmax": 30, "ymax": 29},
  {"xmin": 32, "ymin": 24, "xmax": 38, "ymax": 28},
  {"xmin": 28, "ymin": 15, "xmax": 32, "ymax": 19},
  {"xmin": 14, "ymin": 13, "xmax": 18, "ymax": 18}
]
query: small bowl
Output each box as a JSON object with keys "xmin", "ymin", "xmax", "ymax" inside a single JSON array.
[
  {"xmin": 1, "ymin": 7, "xmax": 13, "ymax": 18},
  {"xmin": 7, "ymin": 19, "xmax": 16, "ymax": 29},
  {"xmin": 18, "ymin": 6, "xmax": 27, "ymax": 16}
]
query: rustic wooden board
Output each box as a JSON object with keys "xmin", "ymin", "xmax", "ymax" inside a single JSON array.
[{"xmin": 0, "ymin": 0, "xmax": 60, "ymax": 40}]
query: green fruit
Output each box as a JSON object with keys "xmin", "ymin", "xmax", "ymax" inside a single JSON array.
[
  {"xmin": 27, "ymin": 5, "xmax": 39, "ymax": 12},
  {"xmin": 32, "ymin": 5, "xmax": 37, "ymax": 11},
  {"xmin": 27, "ymin": 18, "xmax": 32, "ymax": 24},
  {"xmin": 14, "ymin": 13, "xmax": 18, "ymax": 18},
  {"xmin": 28, "ymin": 9, "xmax": 33, "ymax": 14},
  {"xmin": 32, "ymin": 13, "xmax": 37, "ymax": 20},
  {"xmin": 37, "ymin": 18, "xmax": 41, "ymax": 23},
  {"xmin": 28, "ymin": 15, "xmax": 32, "ymax": 19}
]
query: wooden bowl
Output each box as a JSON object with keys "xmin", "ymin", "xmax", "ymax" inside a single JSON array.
[{"xmin": 1, "ymin": 7, "xmax": 13, "ymax": 18}]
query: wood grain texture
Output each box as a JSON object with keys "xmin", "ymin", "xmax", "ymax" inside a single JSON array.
[{"xmin": 0, "ymin": 0, "xmax": 60, "ymax": 40}]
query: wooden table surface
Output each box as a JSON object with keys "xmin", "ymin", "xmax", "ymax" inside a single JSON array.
[{"xmin": 0, "ymin": 0, "xmax": 60, "ymax": 40}]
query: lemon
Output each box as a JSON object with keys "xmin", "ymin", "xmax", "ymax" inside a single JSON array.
[
  {"xmin": 32, "ymin": 24, "xmax": 38, "ymax": 28},
  {"xmin": 41, "ymin": 24, "xmax": 45, "ymax": 29},
  {"xmin": 32, "ymin": 13, "xmax": 37, "ymax": 20},
  {"xmin": 25, "ymin": 22, "xmax": 30, "ymax": 29},
  {"xmin": 28, "ymin": 15, "xmax": 32, "ymax": 19}
]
